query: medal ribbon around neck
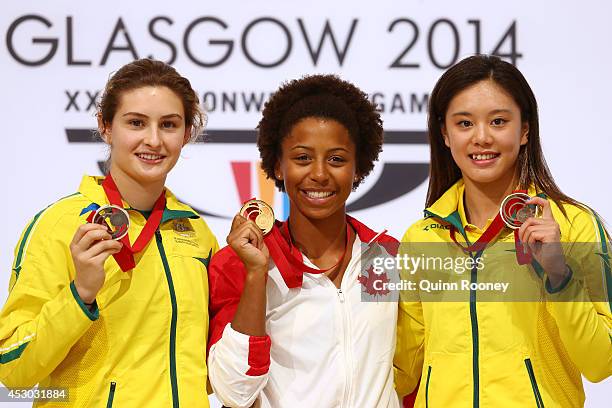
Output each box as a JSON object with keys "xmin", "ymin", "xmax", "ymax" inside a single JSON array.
[
  {"xmin": 264, "ymin": 222, "xmax": 353, "ymax": 288},
  {"xmin": 240, "ymin": 197, "xmax": 352, "ymax": 288},
  {"xmin": 100, "ymin": 174, "xmax": 166, "ymax": 272},
  {"xmin": 449, "ymin": 189, "xmax": 532, "ymax": 264}
]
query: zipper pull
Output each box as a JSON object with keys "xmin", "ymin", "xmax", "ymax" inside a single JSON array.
[{"xmin": 337, "ymin": 288, "xmax": 345, "ymax": 302}]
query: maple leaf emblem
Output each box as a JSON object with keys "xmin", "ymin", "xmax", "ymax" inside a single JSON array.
[{"xmin": 358, "ymin": 266, "xmax": 390, "ymax": 297}]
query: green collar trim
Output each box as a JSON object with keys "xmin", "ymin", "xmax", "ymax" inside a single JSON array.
[
  {"xmin": 122, "ymin": 208, "xmax": 198, "ymax": 224},
  {"xmin": 425, "ymin": 209, "xmax": 466, "ymax": 236},
  {"xmin": 161, "ymin": 209, "xmax": 199, "ymax": 224}
]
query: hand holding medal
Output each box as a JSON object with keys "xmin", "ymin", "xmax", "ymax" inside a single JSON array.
[
  {"xmin": 227, "ymin": 199, "xmax": 274, "ymax": 274},
  {"xmin": 507, "ymin": 195, "xmax": 567, "ymax": 285},
  {"xmin": 239, "ymin": 199, "xmax": 275, "ymax": 236},
  {"xmin": 70, "ymin": 219, "xmax": 124, "ymax": 304}
]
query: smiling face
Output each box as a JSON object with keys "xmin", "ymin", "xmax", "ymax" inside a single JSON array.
[
  {"xmin": 101, "ymin": 86, "xmax": 189, "ymax": 188},
  {"xmin": 275, "ymin": 117, "xmax": 357, "ymax": 221},
  {"xmin": 442, "ymin": 79, "xmax": 529, "ymax": 188}
]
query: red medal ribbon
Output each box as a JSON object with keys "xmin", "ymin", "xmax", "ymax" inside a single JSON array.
[
  {"xmin": 100, "ymin": 174, "xmax": 166, "ymax": 272},
  {"xmin": 449, "ymin": 189, "xmax": 532, "ymax": 264},
  {"xmin": 264, "ymin": 221, "xmax": 352, "ymax": 289},
  {"xmin": 450, "ymin": 215, "xmax": 505, "ymax": 254}
]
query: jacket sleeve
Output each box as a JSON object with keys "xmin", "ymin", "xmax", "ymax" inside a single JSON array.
[
  {"xmin": 544, "ymin": 209, "xmax": 612, "ymax": 383},
  {"xmin": 207, "ymin": 247, "xmax": 271, "ymax": 408},
  {"xmin": 393, "ymin": 231, "xmax": 425, "ymax": 399},
  {"xmin": 0, "ymin": 212, "xmax": 98, "ymax": 388}
]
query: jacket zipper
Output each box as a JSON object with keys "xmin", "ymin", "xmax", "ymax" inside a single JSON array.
[
  {"xmin": 469, "ymin": 250, "xmax": 483, "ymax": 408},
  {"xmin": 525, "ymin": 358, "xmax": 545, "ymax": 408},
  {"xmin": 322, "ymin": 250, "xmax": 359, "ymax": 407},
  {"xmin": 425, "ymin": 366, "xmax": 432, "ymax": 408},
  {"xmin": 155, "ymin": 230, "xmax": 180, "ymax": 408},
  {"xmin": 105, "ymin": 382, "xmax": 116, "ymax": 408},
  {"xmin": 427, "ymin": 210, "xmax": 487, "ymax": 408}
]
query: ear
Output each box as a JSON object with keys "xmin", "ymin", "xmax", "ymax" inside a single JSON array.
[
  {"xmin": 97, "ymin": 113, "xmax": 111, "ymax": 144},
  {"xmin": 441, "ymin": 124, "xmax": 450, "ymax": 148},
  {"xmin": 183, "ymin": 127, "xmax": 192, "ymax": 146},
  {"xmin": 273, "ymin": 161, "xmax": 283, "ymax": 181},
  {"xmin": 520, "ymin": 122, "xmax": 529, "ymax": 146}
]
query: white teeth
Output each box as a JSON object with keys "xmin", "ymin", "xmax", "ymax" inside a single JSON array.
[
  {"xmin": 138, "ymin": 153, "xmax": 163, "ymax": 160},
  {"xmin": 306, "ymin": 191, "xmax": 334, "ymax": 199},
  {"xmin": 472, "ymin": 153, "xmax": 497, "ymax": 160}
]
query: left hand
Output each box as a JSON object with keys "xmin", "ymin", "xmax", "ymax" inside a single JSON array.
[{"xmin": 518, "ymin": 197, "xmax": 568, "ymax": 287}]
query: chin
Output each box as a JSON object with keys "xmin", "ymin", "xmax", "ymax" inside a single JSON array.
[
  {"xmin": 295, "ymin": 202, "xmax": 345, "ymax": 221},
  {"xmin": 132, "ymin": 171, "xmax": 167, "ymax": 185},
  {"xmin": 463, "ymin": 169, "xmax": 505, "ymax": 184}
]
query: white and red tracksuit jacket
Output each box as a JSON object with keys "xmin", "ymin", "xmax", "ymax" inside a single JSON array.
[{"xmin": 207, "ymin": 216, "xmax": 402, "ymax": 408}]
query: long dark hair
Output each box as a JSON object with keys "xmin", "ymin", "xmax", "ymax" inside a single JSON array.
[{"xmin": 426, "ymin": 55, "xmax": 582, "ymax": 214}]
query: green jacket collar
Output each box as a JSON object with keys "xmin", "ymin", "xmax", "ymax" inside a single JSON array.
[
  {"xmin": 424, "ymin": 179, "xmax": 466, "ymax": 234},
  {"xmin": 77, "ymin": 175, "xmax": 199, "ymax": 222}
]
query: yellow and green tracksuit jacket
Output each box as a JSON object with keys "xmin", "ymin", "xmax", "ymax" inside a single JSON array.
[
  {"xmin": 394, "ymin": 179, "xmax": 612, "ymax": 407},
  {"xmin": 0, "ymin": 175, "xmax": 219, "ymax": 407}
]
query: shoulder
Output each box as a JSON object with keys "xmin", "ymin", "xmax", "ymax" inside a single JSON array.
[
  {"xmin": 401, "ymin": 215, "xmax": 448, "ymax": 243},
  {"xmin": 16, "ymin": 192, "xmax": 90, "ymax": 242},
  {"xmin": 166, "ymin": 194, "xmax": 219, "ymax": 249},
  {"xmin": 208, "ymin": 245, "xmax": 248, "ymax": 296},
  {"xmin": 550, "ymin": 200, "xmax": 605, "ymax": 242},
  {"xmin": 190, "ymin": 214, "xmax": 218, "ymax": 247},
  {"xmin": 12, "ymin": 193, "xmax": 89, "ymax": 274},
  {"xmin": 210, "ymin": 245, "xmax": 244, "ymax": 272},
  {"xmin": 346, "ymin": 215, "xmax": 399, "ymax": 244}
]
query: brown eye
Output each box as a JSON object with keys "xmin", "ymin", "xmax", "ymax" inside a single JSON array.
[
  {"xmin": 129, "ymin": 119, "xmax": 144, "ymax": 127},
  {"xmin": 491, "ymin": 118, "xmax": 507, "ymax": 126}
]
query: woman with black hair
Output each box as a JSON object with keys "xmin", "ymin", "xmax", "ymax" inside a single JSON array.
[{"xmin": 394, "ymin": 55, "xmax": 611, "ymax": 407}]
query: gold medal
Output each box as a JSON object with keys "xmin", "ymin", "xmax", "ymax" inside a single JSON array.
[
  {"xmin": 240, "ymin": 199, "xmax": 275, "ymax": 235},
  {"xmin": 92, "ymin": 204, "xmax": 130, "ymax": 240}
]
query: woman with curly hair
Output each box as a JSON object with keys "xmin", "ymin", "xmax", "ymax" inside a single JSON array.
[{"xmin": 207, "ymin": 75, "xmax": 406, "ymax": 407}]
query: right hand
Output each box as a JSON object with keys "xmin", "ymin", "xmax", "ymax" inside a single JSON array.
[
  {"xmin": 70, "ymin": 223, "xmax": 123, "ymax": 303},
  {"xmin": 226, "ymin": 214, "xmax": 270, "ymax": 275}
]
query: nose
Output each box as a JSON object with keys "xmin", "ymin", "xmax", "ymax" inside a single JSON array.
[
  {"xmin": 310, "ymin": 159, "xmax": 330, "ymax": 185},
  {"xmin": 144, "ymin": 126, "xmax": 162, "ymax": 147},
  {"xmin": 472, "ymin": 123, "xmax": 492, "ymax": 146}
]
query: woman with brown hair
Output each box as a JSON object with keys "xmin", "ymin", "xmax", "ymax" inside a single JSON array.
[{"xmin": 0, "ymin": 59, "xmax": 218, "ymax": 407}]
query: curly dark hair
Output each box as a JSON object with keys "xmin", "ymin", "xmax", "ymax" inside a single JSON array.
[{"xmin": 257, "ymin": 74, "xmax": 383, "ymax": 191}]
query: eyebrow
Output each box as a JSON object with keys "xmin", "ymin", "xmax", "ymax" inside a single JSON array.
[
  {"xmin": 290, "ymin": 145, "xmax": 350, "ymax": 153},
  {"xmin": 122, "ymin": 112, "xmax": 184, "ymax": 120},
  {"xmin": 450, "ymin": 109, "xmax": 513, "ymax": 117}
]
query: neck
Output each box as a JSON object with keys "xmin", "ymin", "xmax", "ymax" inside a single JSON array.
[
  {"xmin": 288, "ymin": 206, "xmax": 348, "ymax": 261},
  {"xmin": 108, "ymin": 166, "xmax": 165, "ymax": 211},
  {"xmin": 463, "ymin": 173, "xmax": 518, "ymax": 229}
]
